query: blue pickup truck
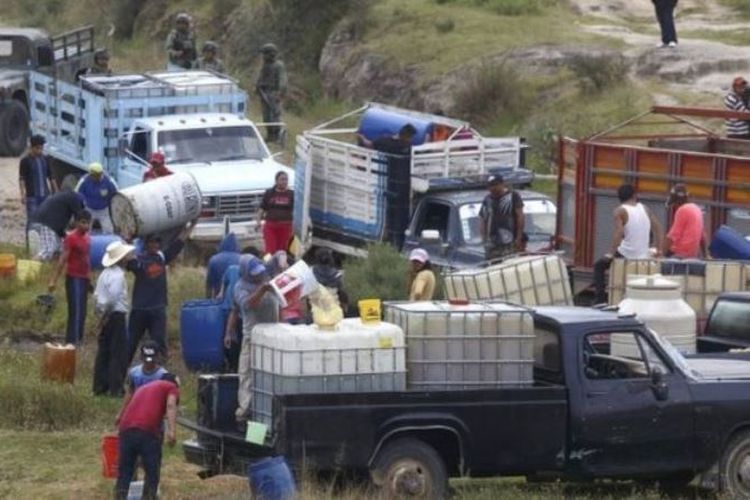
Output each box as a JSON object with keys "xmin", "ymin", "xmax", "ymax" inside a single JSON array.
[{"xmin": 180, "ymin": 306, "xmax": 750, "ymax": 498}]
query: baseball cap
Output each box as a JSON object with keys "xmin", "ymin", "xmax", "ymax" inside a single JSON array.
[
  {"xmin": 149, "ymin": 151, "xmax": 165, "ymax": 165},
  {"xmin": 733, "ymin": 76, "xmax": 748, "ymax": 87},
  {"xmin": 89, "ymin": 162, "xmax": 104, "ymax": 174},
  {"xmin": 141, "ymin": 341, "xmax": 159, "ymax": 362},
  {"xmin": 488, "ymin": 174, "xmax": 504, "ymax": 186},
  {"xmin": 409, "ymin": 248, "xmax": 429, "ymax": 263},
  {"xmin": 248, "ymin": 259, "xmax": 266, "ymax": 276}
]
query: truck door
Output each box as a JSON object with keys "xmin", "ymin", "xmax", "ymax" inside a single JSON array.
[
  {"xmin": 404, "ymin": 199, "xmax": 456, "ymax": 267},
  {"xmin": 118, "ymin": 127, "xmax": 151, "ymax": 188},
  {"xmin": 572, "ymin": 330, "xmax": 693, "ymax": 476}
]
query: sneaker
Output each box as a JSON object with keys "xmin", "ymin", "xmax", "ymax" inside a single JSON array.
[{"xmin": 668, "ymin": 41, "xmax": 677, "ymax": 48}]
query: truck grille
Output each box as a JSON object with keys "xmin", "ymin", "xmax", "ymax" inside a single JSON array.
[{"xmin": 215, "ymin": 192, "xmax": 264, "ymax": 218}]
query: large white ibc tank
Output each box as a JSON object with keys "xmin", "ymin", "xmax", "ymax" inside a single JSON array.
[
  {"xmin": 612, "ymin": 276, "xmax": 696, "ymax": 356},
  {"xmin": 110, "ymin": 172, "xmax": 202, "ymax": 237}
]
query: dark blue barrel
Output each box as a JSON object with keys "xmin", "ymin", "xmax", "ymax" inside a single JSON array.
[
  {"xmin": 247, "ymin": 456, "xmax": 296, "ymax": 500},
  {"xmin": 357, "ymin": 107, "xmax": 433, "ymax": 146},
  {"xmin": 180, "ymin": 300, "xmax": 226, "ymax": 372},
  {"xmin": 90, "ymin": 234, "xmax": 123, "ymax": 269},
  {"xmin": 710, "ymin": 225, "xmax": 750, "ymax": 260}
]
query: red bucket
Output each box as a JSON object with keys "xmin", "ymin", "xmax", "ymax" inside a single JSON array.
[{"xmin": 101, "ymin": 434, "xmax": 119, "ymax": 478}]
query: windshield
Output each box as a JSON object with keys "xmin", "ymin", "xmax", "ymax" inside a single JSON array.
[
  {"xmin": 158, "ymin": 126, "xmax": 266, "ymax": 164},
  {"xmin": 459, "ymin": 199, "xmax": 557, "ymax": 244},
  {"xmin": 650, "ymin": 329, "xmax": 696, "ymax": 378},
  {"xmin": 0, "ymin": 38, "xmax": 32, "ymax": 66},
  {"xmin": 705, "ymin": 300, "xmax": 750, "ymax": 340}
]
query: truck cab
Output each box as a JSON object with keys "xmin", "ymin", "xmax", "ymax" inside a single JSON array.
[{"xmin": 121, "ymin": 113, "xmax": 293, "ymax": 242}]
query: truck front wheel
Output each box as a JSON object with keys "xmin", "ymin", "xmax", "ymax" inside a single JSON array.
[
  {"xmin": 0, "ymin": 100, "xmax": 29, "ymax": 156},
  {"xmin": 721, "ymin": 430, "xmax": 750, "ymax": 497},
  {"xmin": 370, "ymin": 438, "xmax": 448, "ymax": 499}
]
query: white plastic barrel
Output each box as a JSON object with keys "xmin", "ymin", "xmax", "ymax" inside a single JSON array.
[
  {"xmin": 613, "ymin": 276, "xmax": 697, "ymax": 356},
  {"xmin": 110, "ymin": 172, "xmax": 201, "ymax": 237}
]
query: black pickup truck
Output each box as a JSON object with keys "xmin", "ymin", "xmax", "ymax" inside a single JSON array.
[{"xmin": 180, "ymin": 307, "xmax": 750, "ymax": 498}]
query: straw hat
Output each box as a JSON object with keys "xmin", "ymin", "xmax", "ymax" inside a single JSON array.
[{"xmin": 102, "ymin": 240, "xmax": 135, "ymax": 267}]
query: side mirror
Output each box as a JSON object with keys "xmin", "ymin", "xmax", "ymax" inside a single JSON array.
[
  {"xmin": 37, "ymin": 45, "xmax": 54, "ymax": 67},
  {"xmin": 650, "ymin": 367, "xmax": 669, "ymax": 401},
  {"xmin": 420, "ymin": 229, "xmax": 441, "ymax": 241}
]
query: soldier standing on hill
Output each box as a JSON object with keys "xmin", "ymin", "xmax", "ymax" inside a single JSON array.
[
  {"xmin": 195, "ymin": 41, "xmax": 226, "ymax": 74},
  {"xmin": 256, "ymin": 43, "xmax": 287, "ymax": 143},
  {"xmin": 165, "ymin": 13, "xmax": 197, "ymax": 70}
]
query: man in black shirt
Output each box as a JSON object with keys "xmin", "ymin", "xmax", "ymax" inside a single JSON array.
[
  {"xmin": 32, "ymin": 190, "xmax": 85, "ymax": 260},
  {"xmin": 19, "ymin": 134, "xmax": 57, "ymax": 232},
  {"xmin": 479, "ymin": 175, "xmax": 525, "ymax": 261},
  {"xmin": 358, "ymin": 124, "xmax": 417, "ymax": 249}
]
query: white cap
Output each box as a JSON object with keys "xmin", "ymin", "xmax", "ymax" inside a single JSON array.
[{"xmin": 409, "ymin": 248, "xmax": 429, "ymax": 263}]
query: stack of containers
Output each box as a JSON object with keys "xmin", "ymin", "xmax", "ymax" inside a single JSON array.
[
  {"xmin": 384, "ymin": 301, "xmax": 535, "ymax": 390},
  {"xmin": 443, "ymin": 255, "xmax": 572, "ymax": 306},
  {"xmin": 250, "ymin": 318, "xmax": 406, "ymax": 426}
]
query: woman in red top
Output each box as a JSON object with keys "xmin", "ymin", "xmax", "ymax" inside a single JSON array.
[{"xmin": 259, "ymin": 171, "xmax": 294, "ymax": 254}]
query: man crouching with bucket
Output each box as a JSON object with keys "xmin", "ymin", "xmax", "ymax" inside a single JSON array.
[{"xmin": 226, "ymin": 255, "xmax": 279, "ymax": 423}]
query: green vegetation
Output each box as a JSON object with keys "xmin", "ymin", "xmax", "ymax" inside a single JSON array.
[
  {"xmin": 343, "ymin": 243, "xmax": 411, "ymax": 305},
  {"xmin": 719, "ymin": 0, "xmax": 750, "ymax": 17},
  {"xmin": 434, "ymin": 0, "xmax": 559, "ymax": 16}
]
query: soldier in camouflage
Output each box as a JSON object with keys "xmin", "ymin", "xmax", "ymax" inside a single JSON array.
[
  {"xmin": 165, "ymin": 13, "xmax": 197, "ymax": 70},
  {"xmin": 76, "ymin": 49, "xmax": 112, "ymax": 81},
  {"xmin": 255, "ymin": 43, "xmax": 287, "ymax": 143},
  {"xmin": 195, "ymin": 41, "xmax": 226, "ymax": 74}
]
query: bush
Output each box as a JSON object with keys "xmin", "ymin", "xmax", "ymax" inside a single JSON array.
[
  {"xmin": 568, "ymin": 54, "xmax": 630, "ymax": 94},
  {"xmin": 432, "ymin": 0, "xmax": 558, "ymax": 16},
  {"xmin": 342, "ymin": 244, "xmax": 410, "ymax": 305},
  {"xmin": 435, "ymin": 18, "xmax": 456, "ymax": 33}
]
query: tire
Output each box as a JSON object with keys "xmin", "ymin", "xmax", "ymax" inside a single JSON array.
[
  {"xmin": 720, "ymin": 430, "xmax": 750, "ymax": 498},
  {"xmin": 370, "ymin": 438, "xmax": 448, "ymax": 499},
  {"xmin": 0, "ymin": 100, "xmax": 29, "ymax": 156}
]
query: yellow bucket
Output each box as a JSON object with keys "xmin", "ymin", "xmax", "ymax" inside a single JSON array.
[
  {"xmin": 0, "ymin": 253, "xmax": 16, "ymax": 278},
  {"xmin": 358, "ymin": 299, "xmax": 382, "ymax": 324},
  {"xmin": 16, "ymin": 259, "xmax": 42, "ymax": 283}
]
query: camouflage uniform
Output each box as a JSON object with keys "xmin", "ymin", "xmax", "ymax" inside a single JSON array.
[
  {"xmin": 195, "ymin": 57, "xmax": 226, "ymax": 74},
  {"xmin": 256, "ymin": 48, "xmax": 287, "ymax": 142},
  {"xmin": 165, "ymin": 29, "xmax": 197, "ymax": 70}
]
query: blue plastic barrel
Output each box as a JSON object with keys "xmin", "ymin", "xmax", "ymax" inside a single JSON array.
[
  {"xmin": 180, "ymin": 300, "xmax": 227, "ymax": 372},
  {"xmin": 710, "ymin": 225, "xmax": 750, "ymax": 260},
  {"xmin": 248, "ymin": 456, "xmax": 296, "ymax": 500},
  {"xmin": 90, "ymin": 234, "xmax": 124, "ymax": 269},
  {"xmin": 357, "ymin": 107, "xmax": 433, "ymax": 146}
]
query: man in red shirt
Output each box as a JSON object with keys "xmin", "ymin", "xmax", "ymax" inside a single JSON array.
[
  {"xmin": 115, "ymin": 372, "xmax": 180, "ymax": 500},
  {"xmin": 142, "ymin": 152, "xmax": 173, "ymax": 182},
  {"xmin": 662, "ymin": 183, "xmax": 708, "ymax": 258},
  {"xmin": 48, "ymin": 210, "xmax": 92, "ymax": 345}
]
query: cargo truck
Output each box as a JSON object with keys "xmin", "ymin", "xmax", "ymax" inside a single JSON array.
[
  {"xmin": 179, "ymin": 306, "xmax": 750, "ymax": 498},
  {"xmin": 28, "ymin": 70, "xmax": 292, "ymax": 242}
]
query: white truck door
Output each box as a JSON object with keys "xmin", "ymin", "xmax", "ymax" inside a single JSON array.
[
  {"xmin": 118, "ymin": 127, "xmax": 152, "ymax": 188},
  {"xmin": 293, "ymin": 135, "xmax": 313, "ymax": 252}
]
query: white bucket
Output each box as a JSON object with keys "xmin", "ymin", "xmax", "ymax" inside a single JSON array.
[
  {"xmin": 110, "ymin": 172, "xmax": 202, "ymax": 237},
  {"xmin": 269, "ymin": 260, "xmax": 319, "ymax": 308}
]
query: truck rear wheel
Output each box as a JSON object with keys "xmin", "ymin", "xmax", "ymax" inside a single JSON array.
[
  {"xmin": 720, "ymin": 430, "xmax": 750, "ymax": 497},
  {"xmin": 370, "ymin": 438, "xmax": 448, "ymax": 499},
  {"xmin": 0, "ymin": 100, "xmax": 29, "ymax": 156}
]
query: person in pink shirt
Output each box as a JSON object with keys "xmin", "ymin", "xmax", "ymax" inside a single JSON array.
[{"xmin": 662, "ymin": 184, "xmax": 708, "ymax": 258}]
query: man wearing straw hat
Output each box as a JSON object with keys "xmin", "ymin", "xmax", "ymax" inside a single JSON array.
[{"xmin": 93, "ymin": 240, "xmax": 135, "ymax": 397}]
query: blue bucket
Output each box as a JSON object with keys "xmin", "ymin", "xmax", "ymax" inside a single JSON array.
[
  {"xmin": 180, "ymin": 300, "xmax": 227, "ymax": 372},
  {"xmin": 90, "ymin": 234, "xmax": 123, "ymax": 269},
  {"xmin": 247, "ymin": 456, "xmax": 296, "ymax": 500},
  {"xmin": 710, "ymin": 225, "xmax": 750, "ymax": 260}
]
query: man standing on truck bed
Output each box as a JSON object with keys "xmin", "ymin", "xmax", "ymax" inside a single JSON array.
[
  {"xmin": 724, "ymin": 76, "xmax": 750, "ymax": 140},
  {"xmin": 19, "ymin": 134, "xmax": 57, "ymax": 233},
  {"xmin": 593, "ymin": 184, "xmax": 664, "ymax": 304},
  {"xmin": 165, "ymin": 13, "xmax": 197, "ymax": 70},
  {"xmin": 32, "ymin": 190, "xmax": 85, "ymax": 261},
  {"xmin": 479, "ymin": 174, "xmax": 525, "ymax": 261},
  {"xmin": 662, "ymin": 183, "xmax": 708, "ymax": 259},
  {"xmin": 256, "ymin": 43, "xmax": 287, "ymax": 143},
  {"xmin": 76, "ymin": 162, "xmax": 118, "ymax": 234}
]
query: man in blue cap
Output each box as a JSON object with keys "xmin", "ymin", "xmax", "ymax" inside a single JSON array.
[{"xmin": 226, "ymin": 255, "xmax": 279, "ymax": 421}]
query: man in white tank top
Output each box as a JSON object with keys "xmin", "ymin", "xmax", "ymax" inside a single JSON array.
[{"xmin": 593, "ymin": 184, "xmax": 664, "ymax": 304}]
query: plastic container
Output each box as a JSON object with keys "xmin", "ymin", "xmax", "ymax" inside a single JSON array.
[
  {"xmin": 710, "ymin": 225, "xmax": 750, "ymax": 260},
  {"xmin": 269, "ymin": 260, "xmax": 318, "ymax": 308},
  {"xmin": 0, "ymin": 253, "xmax": 16, "ymax": 278},
  {"xmin": 612, "ymin": 276, "xmax": 697, "ymax": 356},
  {"xmin": 15, "ymin": 259, "xmax": 41, "ymax": 282},
  {"xmin": 357, "ymin": 106, "xmax": 433, "ymax": 146},
  {"xmin": 110, "ymin": 172, "xmax": 202, "ymax": 237},
  {"xmin": 384, "ymin": 301, "xmax": 535, "ymax": 390},
  {"xmin": 247, "ymin": 456, "xmax": 296, "ymax": 500},
  {"xmin": 90, "ymin": 234, "xmax": 123, "ymax": 269},
  {"xmin": 42, "ymin": 342, "xmax": 76, "ymax": 384},
  {"xmin": 250, "ymin": 319, "xmax": 406, "ymax": 426},
  {"xmin": 180, "ymin": 300, "xmax": 226, "ymax": 372},
  {"xmin": 101, "ymin": 434, "xmax": 119, "ymax": 478},
  {"xmin": 444, "ymin": 254, "xmax": 573, "ymax": 307},
  {"xmin": 358, "ymin": 299, "xmax": 382, "ymax": 324}
]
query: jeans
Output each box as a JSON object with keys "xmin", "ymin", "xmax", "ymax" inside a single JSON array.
[
  {"xmin": 25, "ymin": 196, "xmax": 45, "ymax": 232},
  {"xmin": 128, "ymin": 308, "xmax": 167, "ymax": 363},
  {"xmin": 115, "ymin": 428, "xmax": 162, "ymax": 500},
  {"xmin": 93, "ymin": 312, "xmax": 129, "ymax": 396},
  {"xmin": 593, "ymin": 251, "xmax": 623, "ymax": 304},
  {"xmin": 65, "ymin": 276, "xmax": 88, "ymax": 345},
  {"xmin": 654, "ymin": 0, "xmax": 677, "ymax": 44}
]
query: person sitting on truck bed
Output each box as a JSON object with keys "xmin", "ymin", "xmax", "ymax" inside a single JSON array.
[
  {"xmin": 195, "ymin": 41, "xmax": 225, "ymax": 74},
  {"xmin": 226, "ymin": 256, "xmax": 279, "ymax": 422},
  {"xmin": 408, "ymin": 248, "xmax": 436, "ymax": 301},
  {"xmin": 479, "ymin": 174, "xmax": 525, "ymax": 261},
  {"xmin": 19, "ymin": 134, "xmax": 57, "ymax": 234},
  {"xmin": 76, "ymin": 162, "xmax": 118, "ymax": 234},
  {"xmin": 724, "ymin": 76, "xmax": 750, "ymax": 140},
  {"xmin": 142, "ymin": 152, "xmax": 173, "ymax": 182},
  {"xmin": 32, "ymin": 190, "xmax": 85, "ymax": 261},
  {"xmin": 165, "ymin": 13, "xmax": 197, "ymax": 70},
  {"xmin": 662, "ymin": 183, "xmax": 708, "ymax": 259},
  {"xmin": 593, "ymin": 184, "xmax": 664, "ymax": 304},
  {"xmin": 358, "ymin": 124, "xmax": 417, "ymax": 250}
]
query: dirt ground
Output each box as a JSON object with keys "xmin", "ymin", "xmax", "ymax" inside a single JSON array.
[{"xmin": 0, "ymin": 155, "xmax": 26, "ymax": 247}]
